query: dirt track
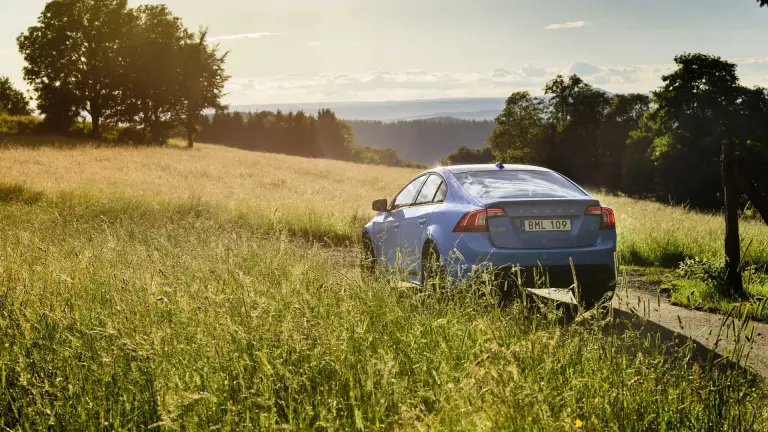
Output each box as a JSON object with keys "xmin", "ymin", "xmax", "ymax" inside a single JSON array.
[{"xmin": 610, "ymin": 288, "xmax": 768, "ymax": 378}]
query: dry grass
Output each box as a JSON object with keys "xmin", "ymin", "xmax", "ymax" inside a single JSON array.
[
  {"xmin": 0, "ymin": 141, "xmax": 416, "ymax": 207},
  {"xmin": 0, "ymin": 141, "xmax": 418, "ymax": 245},
  {"xmin": 1, "ymin": 140, "xmax": 767, "ymax": 429},
  {"xmin": 1, "ymin": 141, "xmax": 766, "ymax": 267}
]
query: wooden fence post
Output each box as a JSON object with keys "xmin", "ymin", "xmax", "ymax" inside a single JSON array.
[{"xmin": 722, "ymin": 140, "xmax": 745, "ymax": 298}]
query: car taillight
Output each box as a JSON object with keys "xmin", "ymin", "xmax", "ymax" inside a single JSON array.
[
  {"xmin": 454, "ymin": 208, "xmax": 506, "ymax": 232},
  {"xmin": 585, "ymin": 206, "xmax": 615, "ymax": 229}
]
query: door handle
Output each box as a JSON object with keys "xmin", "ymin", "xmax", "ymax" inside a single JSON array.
[
  {"xmin": 393, "ymin": 223, "xmax": 401, "ymax": 229},
  {"xmin": 418, "ymin": 219, "xmax": 427, "ymax": 226}
]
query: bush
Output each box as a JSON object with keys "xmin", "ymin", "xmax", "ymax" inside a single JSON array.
[
  {"xmin": 440, "ymin": 145, "xmax": 493, "ymax": 166},
  {"xmin": 348, "ymin": 146, "xmax": 424, "ymax": 168},
  {"xmin": 677, "ymin": 257, "xmax": 729, "ymax": 288},
  {"xmin": 0, "ymin": 115, "xmax": 42, "ymax": 135}
]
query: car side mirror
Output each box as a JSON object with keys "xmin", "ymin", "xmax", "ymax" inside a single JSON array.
[{"xmin": 372, "ymin": 198, "xmax": 389, "ymax": 212}]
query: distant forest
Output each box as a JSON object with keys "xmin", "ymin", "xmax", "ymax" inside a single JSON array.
[
  {"xmin": 346, "ymin": 118, "xmax": 496, "ymax": 163},
  {"xmin": 196, "ymin": 110, "xmax": 423, "ymax": 168}
]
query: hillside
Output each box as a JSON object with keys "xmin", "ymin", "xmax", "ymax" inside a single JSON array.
[
  {"xmin": 1, "ymin": 141, "xmax": 767, "ymax": 429},
  {"xmin": 347, "ymin": 117, "xmax": 496, "ymax": 163},
  {"xmin": 1, "ymin": 142, "xmax": 766, "ymax": 267}
]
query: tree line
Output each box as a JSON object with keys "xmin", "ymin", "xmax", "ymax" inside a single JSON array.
[
  {"xmin": 9, "ymin": 0, "xmax": 227, "ymax": 147},
  {"xmin": 444, "ymin": 53, "xmax": 768, "ymax": 210},
  {"xmin": 197, "ymin": 110, "xmax": 423, "ymax": 168}
]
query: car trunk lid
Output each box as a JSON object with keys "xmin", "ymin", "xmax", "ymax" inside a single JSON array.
[{"xmin": 484, "ymin": 198, "xmax": 601, "ymax": 249}]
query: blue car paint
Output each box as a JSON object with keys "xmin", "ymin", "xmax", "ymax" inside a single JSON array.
[{"xmin": 362, "ymin": 164, "xmax": 617, "ymax": 286}]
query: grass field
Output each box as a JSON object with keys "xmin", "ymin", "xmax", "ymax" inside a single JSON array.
[
  {"xmin": 1, "ymin": 141, "xmax": 768, "ymax": 429},
  {"xmin": 1, "ymin": 141, "xmax": 767, "ymax": 268}
]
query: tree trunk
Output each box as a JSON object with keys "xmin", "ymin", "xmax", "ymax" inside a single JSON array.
[
  {"xmin": 91, "ymin": 113, "xmax": 101, "ymax": 139},
  {"xmin": 722, "ymin": 141, "xmax": 745, "ymax": 298},
  {"xmin": 186, "ymin": 107, "xmax": 196, "ymax": 148}
]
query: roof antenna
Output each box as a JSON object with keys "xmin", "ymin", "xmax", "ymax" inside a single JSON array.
[{"xmin": 495, "ymin": 161, "xmax": 505, "ymax": 170}]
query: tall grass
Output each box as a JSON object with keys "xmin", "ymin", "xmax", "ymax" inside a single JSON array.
[
  {"xmin": 0, "ymin": 190, "xmax": 766, "ymax": 430},
  {"xmin": 0, "ymin": 142, "xmax": 766, "ymax": 268},
  {"xmin": 596, "ymin": 193, "xmax": 768, "ymax": 268}
]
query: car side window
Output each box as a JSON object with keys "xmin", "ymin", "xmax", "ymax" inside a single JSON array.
[
  {"xmin": 433, "ymin": 181, "xmax": 447, "ymax": 203},
  {"xmin": 414, "ymin": 175, "xmax": 443, "ymax": 205},
  {"xmin": 392, "ymin": 176, "xmax": 428, "ymax": 209}
]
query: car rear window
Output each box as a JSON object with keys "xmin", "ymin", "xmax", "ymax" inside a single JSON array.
[{"xmin": 453, "ymin": 170, "xmax": 587, "ymax": 199}]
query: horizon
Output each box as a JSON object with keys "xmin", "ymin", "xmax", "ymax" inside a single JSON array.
[{"xmin": 1, "ymin": 0, "xmax": 767, "ymax": 105}]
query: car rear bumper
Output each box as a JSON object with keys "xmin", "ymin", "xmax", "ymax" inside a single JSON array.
[
  {"xmin": 441, "ymin": 232, "xmax": 617, "ymax": 287},
  {"xmin": 492, "ymin": 264, "xmax": 616, "ymax": 289}
]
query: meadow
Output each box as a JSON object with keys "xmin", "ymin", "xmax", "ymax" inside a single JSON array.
[
  {"xmin": 1, "ymin": 141, "xmax": 767, "ymax": 430},
  {"xmin": 1, "ymin": 141, "xmax": 768, "ymax": 268}
]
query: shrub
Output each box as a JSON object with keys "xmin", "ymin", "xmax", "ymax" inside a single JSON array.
[{"xmin": 0, "ymin": 115, "xmax": 42, "ymax": 135}]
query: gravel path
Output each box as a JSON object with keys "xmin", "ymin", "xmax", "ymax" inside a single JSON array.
[{"xmin": 610, "ymin": 288, "xmax": 768, "ymax": 378}]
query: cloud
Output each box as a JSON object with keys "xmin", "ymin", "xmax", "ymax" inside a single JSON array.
[
  {"xmin": 223, "ymin": 62, "xmax": 736, "ymax": 104},
  {"xmin": 605, "ymin": 67, "xmax": 640, "ymax": 83},
  {"xmin": 565, "ymin": 62, "xmax": 647, "ymax": 87},
  {"xmin": 544, "ymin": 21, "xmax": 586, "ymax": 30},
  {"xmin": 735, "ymin": 57, "xmax": 768, "ymax": 76},
  {"xmin": 206, "ymin": 32, "xmax": 285, "ymax": 42},
  {"xmin": 569, "ymin": 61, "xmax": 601, "ymax": 77},
  {"xmin": 307, "ymin": 41, "xmax": 323, "ymax": 48},
  {"xmin": 223, "ymin": 68, "xmax": 557, "ymax": 104},
  {"xmin": 735, "ymin": 57, "xmax": 768, "ymax": 65},
  {"xmin": 519, "ymin": 63, "xmax": 547, "ymax": 78}
]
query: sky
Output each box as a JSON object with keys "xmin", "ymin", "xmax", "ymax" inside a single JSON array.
[{"xmin": 1, "ymin": 0, "xmax": 767, "ymax": 105}]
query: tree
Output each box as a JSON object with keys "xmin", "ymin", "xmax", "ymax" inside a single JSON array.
[
  {"xmin": 556, "ymin": 87, "xmax": 611, "ymax": 184},
  {"xmin": 760, "ymin": 0, "xmax": 768, "ymax": 7},
  {"xmin": 645, "ymin": 53, "xmax": 744, "ymax": 209},
  {"xmin": 177, "ymin": 30, "xmax": 229, "ymax": 148},
  {"xmin": 120, "ymin": 5, "xmax": 190, "ymax": 144},
  {"xmin": 17, "ymin": 0, "xmax": 133, "ymax": 138},
  {"xmin": 488, "ymin": 91, "xmax": 546, "ymax": 164},
  {"xmin": 627, "ymin": 53, "xmax": 768, "ymax": 298},
  {"xmin": 316, "ymin": 109, "xmax": 349, "ymax": 159},
  {"xmin": 621, "ymin": 112, "xmax": 656, "ymax": 196},
  {"xmin": 596, "ymin": 94, "xmax": 651, "ymax": 190},
  {"xmin": 544, "ymin": 74, "xmax": 591, "ymax": 128},
  {"xmin": 0, "ymin": 77, "xmax": 32, "ymax": 116},
  {"xmin": 539, "ymin": 74, "xmax": 613, "ymax": 184}
]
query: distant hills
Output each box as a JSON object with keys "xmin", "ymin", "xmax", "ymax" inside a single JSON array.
[
  {"xmin": 230, "ymin": 91, "xmax": 620, "ymax": 122},
  {"xmin": 229, "ymin": 90, "xmax": 624, "ymax": 164},
  {"xmin": 345, "ymin": 118, "xmax": 496, "ymax": 164},
  {"xmin": 232, "ymin": 97, "xmax": 508, "ymax": 122}
]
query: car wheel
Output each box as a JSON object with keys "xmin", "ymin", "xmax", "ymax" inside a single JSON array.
[
  {"xmin": 421, "ymin": 242, "xmax": 446, "ymax": 290},
  {"xmin": 360, "ymin": 235, "xmax": 377, "ymax": 278}
]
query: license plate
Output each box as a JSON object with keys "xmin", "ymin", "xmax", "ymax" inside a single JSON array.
[{"xmin": 524, "ymin": 219, "xmax": 572, "ymax": 232}]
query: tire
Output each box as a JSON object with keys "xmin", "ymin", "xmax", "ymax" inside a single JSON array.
[
  {"xmin": 421, "ymin": 242, "xmax": 446, "ymax": 289},
  {"xmin": 360, "ymin": 235, "xmax": 377, "ymax": 278}
]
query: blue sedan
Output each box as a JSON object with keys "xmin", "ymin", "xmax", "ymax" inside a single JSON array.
[{"xmin": 360, "ymin": 163, "xmax": 617, "ymax": 309}]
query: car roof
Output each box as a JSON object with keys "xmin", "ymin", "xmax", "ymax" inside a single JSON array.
[{"xmin": 436, "ymin": 164, "xmax": 553, "ymax": 174}]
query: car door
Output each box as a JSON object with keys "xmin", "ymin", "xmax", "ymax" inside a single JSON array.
[
  {"xmin": 398, "ymin": 174, "xmax": 447, "ymax": 282},
  {"xmin": 382, "ymin": 175, "xmax": 428, "ymax": 272}
]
